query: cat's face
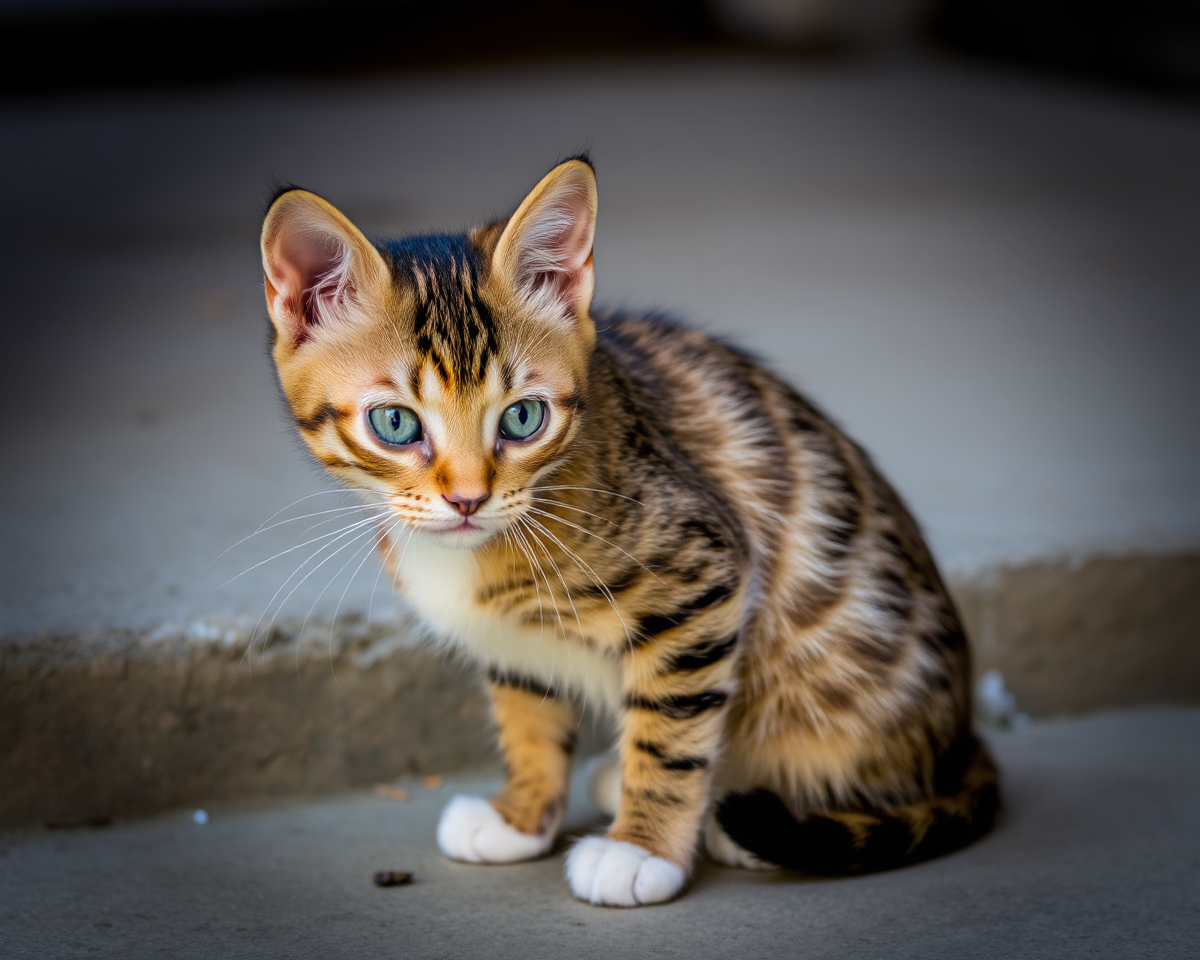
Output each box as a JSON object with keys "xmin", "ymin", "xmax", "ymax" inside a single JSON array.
[{"xmin": 261, "ymin": 161, "xmax": 598, "ymax": 549}]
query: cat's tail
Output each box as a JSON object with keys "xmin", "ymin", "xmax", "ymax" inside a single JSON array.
[{"xmin": 715, "ymin": 734, "xmax": 999, "ymax": 875}]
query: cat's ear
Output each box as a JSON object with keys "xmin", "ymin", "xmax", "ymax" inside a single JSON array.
[
  {"xmin": 493, "ymin": 159, "xmax": 597, "ymax": 330},
  {"xmin": 260, "ymin": 189, "xmax": 389, "ymax": 345}
]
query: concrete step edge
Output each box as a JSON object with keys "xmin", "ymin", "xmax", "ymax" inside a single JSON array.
[{"xmin": 3, "ymin": 551, "xmax": 1197, "ymax": 830}]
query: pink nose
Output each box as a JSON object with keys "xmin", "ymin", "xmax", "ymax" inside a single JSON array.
[{"xmin": 442, "ymin": 492, "xmax": 489, "ymax": 517}]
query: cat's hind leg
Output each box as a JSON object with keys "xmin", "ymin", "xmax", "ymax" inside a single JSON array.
[
  {"xmin": 584, "ymin": 752, "xmax": 621, "ymax": 819},
  {"xmin": 438, "ymin": 673, "xmax": 576, "ymax": 864},
  {"xmin": 703, "ymin": 809, "xmax": 777, "ymax": 870}
]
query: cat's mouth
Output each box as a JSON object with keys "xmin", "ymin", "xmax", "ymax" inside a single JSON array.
[{"xmin": 424, "ymin": 517, "xmax": 496, "ymax": 548}]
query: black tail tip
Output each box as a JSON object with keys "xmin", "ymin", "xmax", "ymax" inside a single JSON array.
[
  {"xmin": 717, "ymin": 785, "xmax": 999, "ymax": 876},
  {"xmin": 717, "ymin": 789, "xmax": 875, "ymax": 875}
]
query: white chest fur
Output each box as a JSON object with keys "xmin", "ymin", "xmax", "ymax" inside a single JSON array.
[{"xmin": 395, "ymin": 533, "xmax": 622, "ymax": 713}]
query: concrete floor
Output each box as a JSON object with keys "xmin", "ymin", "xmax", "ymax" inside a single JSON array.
[
  {"xmin": 2, "ymin": 706, "xmax": 1197, "ymax": 959},
  {"xmin": 2, "ymin": 54, "xmax": 1199, "ymax": 637}
]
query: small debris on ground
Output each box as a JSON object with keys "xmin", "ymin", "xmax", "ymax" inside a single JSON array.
[
  {"xmin": 192, "ymin": 809, "xmax": 209, "ymax": 825},
  {"xmin": 422, "ymin": 775, "xmax": 443, "ymax": 790},
  {"xmin": 373, "ymin": 871, "xmax": 414, "ymax": 887},
  {"xmin": 372, "ymin": 784, "xmax": 410, "ymax": 801}
]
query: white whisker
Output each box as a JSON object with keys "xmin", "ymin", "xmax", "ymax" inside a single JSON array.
[
  {"xmin": 514, "ymin": 517, "xmax": 572, "ymax": 701},
  {"xmin": 518, "ymin": 516, "xmax": 584, "ymax": 639},
  {"xmin": 523, "ymin": 505, "xmax": 662, "ymax": 583},
  {"xmin": 511, "ymin": 519, "xmax": 562, "ymax": 697},
  {"xmin": 367, "ymin": 519, "xmax": 413, "ymax": 624},
  {"xmin": 233, "ymin": 513, "xmax": 388, "ymax": 683},
  {"xmin": 288, "ymin": 503, "xmax": 392, "ymax": 540},
  {"xmin": 511, "ymin": 518, "xmax": 555, "ymax": 641},
  {"xmin": 271, "ymin": 521, "xmax": 388, "ymax": 686},
  {"xmin": 327, "ymin": 519, "xmax": 401, "ymax": 686},
  {"xmin": 530, "ymin": 485, "xmax": 644, "ymax": 506},
  {"xmin": 522, "ymin": 511, "xmax": 629, "ymax": 636},
  {"xmin": 206, "ymin": 510, "xmax": 392, "ymax": 601},
  {"xmin": 204, "ymin": 493, "xmax": 384, "ymax": 576},
  {"xmin": 522, "ymin": 496, "xmax": 618, "ymax": 527}
]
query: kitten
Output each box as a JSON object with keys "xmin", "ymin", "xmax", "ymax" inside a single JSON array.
[{"xmin": 259, "ymin": 157, "xmax": 998, "ymax": 906}]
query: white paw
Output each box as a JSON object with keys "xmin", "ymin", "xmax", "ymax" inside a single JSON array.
[
  {"xmin": 565, "ymin": 836, "xmax": 686, "ymax": 906},
  {"xmin": 436, "ymin": 795, "xmax": 554, "ymax": 864},
  {"xmin": 583, "ymin": 753, "xmax": 621, "ymax": 819},
  {"xmin": 704, "ymin": 812, "xmax": 777, "ymax": 870}
]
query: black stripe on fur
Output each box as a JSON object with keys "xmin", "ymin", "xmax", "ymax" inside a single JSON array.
[
  {"xmin": 624, "ymin": 690, "xmax": 728, "ymax": 719},
  {"xmin": 633, "ymin": 740, "xmax": 709, "ymax": 771},
  {"xmin": 666, "ymin": 632, "xmax": 739, "ymax": 671},
  {"xmin": 486, "ymin": 667, "xmax": 553, "ymax": 700},
  {"xmin": 632, "ymin": 584, "xmax": 735, "ymax": 647}
]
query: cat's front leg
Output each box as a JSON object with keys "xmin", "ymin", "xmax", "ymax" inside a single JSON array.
[
  {"xmin": 567, "ymin": 601, "xmax": 741, "ymax": 906},
  {"xmin": 438, "ymin": 671, "xmax": 576, "ymax": 864}
]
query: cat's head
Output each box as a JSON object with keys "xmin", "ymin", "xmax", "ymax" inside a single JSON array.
[{"xmin": 260, "ymin": 159, "xmax": 598, "ymax": 549}]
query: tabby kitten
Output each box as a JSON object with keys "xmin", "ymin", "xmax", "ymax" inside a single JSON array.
[{"xmin": 259, "ymin": 157, "xmax": 997, "ymax": 906}]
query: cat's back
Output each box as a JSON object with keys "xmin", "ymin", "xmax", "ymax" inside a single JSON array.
[
  {"xmin": 592, "ymin": 311, "xmax": 970, "ymax": 715},
  {"xmin": 592, "ymin": 312, "xmax": 885, "ymax": 568},
  {"xmin": 591, "ymin": 311, "xmax": 799, "ymax": 535}
]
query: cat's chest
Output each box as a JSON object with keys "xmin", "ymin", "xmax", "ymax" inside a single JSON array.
[{"xmin": 395, "ymin": 534, "xmax": 621, "ymax": 711}]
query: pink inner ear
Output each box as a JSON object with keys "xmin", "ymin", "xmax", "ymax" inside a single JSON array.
[
  {"xmin": 267, "ymin": 226, "xmax": 352, "ymax": 333},
  {"xmin": 529, "ymin": 262, "xmax": 584, "ymax": 316},
  {"xmin": 518, "ymin": 186, "xmax": 595, "ymax": 316}
]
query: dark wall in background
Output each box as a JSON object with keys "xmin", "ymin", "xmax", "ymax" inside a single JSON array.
[
  {"xmin": 3, "ymin": 0, "xmax": 1199, "ymax": 98},
  {"xmin": 931, "ymin": 0, "xmax": 1200, "ymax": 92},
  {"xmin": 0, "ymin": 0, "xmax": 723, "ymax": 95}
]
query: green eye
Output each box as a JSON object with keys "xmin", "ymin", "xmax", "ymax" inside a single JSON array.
[
  {"xmin": 368, "ymin": 406, "xmax": 421, "ymax": 446},
  {"xmin": 499, "ymin": 399, "xmax": 545, "ymax": 441}
]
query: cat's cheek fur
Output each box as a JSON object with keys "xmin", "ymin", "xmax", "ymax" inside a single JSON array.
[
  {"xmin": 437, "ymin": 795, "xmax": 557, "ymax": 864},
  {"xmin": 566, "ymin": 837, "xmax": 687, "ymax": 907}
]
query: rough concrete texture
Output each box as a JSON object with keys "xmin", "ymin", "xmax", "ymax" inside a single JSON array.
[
  {"xmin": 4, "ymin": 554, "xmax": 1198, "ymax": 830},
  {"xmin": 0, "ymin": 617, "xmax": 493, "ymax": 829},
  {"xmin": 953, "ymin": 553, "xmax": 1200, "ymax": 715},
  {"xmin": 2, "ymin": 707, "xmax": 1197, "ymax": 959}
]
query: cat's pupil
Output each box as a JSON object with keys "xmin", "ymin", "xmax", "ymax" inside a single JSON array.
[
  {"xmin": 368, "ymin": 405, "xmax": 420, "ymax": 446},
  {"xmin": 499, "ymin": 399, "xmax": 544, "ymax": 440}
]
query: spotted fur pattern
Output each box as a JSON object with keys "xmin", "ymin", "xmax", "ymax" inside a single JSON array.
[{"xmin": 259, "ymin": 158, "xmax": 998, "ymax": 905}]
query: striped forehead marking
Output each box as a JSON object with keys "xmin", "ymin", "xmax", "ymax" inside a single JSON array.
[{"xmin": 382, "ymin": 234, "xmax": 499, "ymax": 388}]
